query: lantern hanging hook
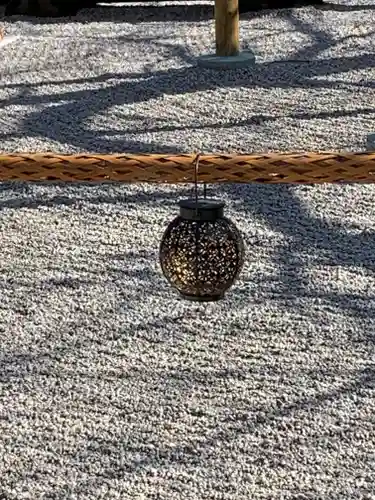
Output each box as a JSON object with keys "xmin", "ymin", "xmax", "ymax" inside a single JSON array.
[{"xmin": 193, "ymin": 153, "xmax": 207, "ymax": 213}]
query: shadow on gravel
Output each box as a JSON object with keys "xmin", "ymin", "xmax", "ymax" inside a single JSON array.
[
  {"xmin": 0, "ymin": 185, "xmax": 191, "ymax": 210},
  {"xmin": 1, "ymin": 178, "xmax": 375, "ymax": 328},
  {"xmin": 1, "ymin": 2, "xmax": 375, "ymax": 336},
  {"xmin": 2, "ymin": 0, "xmax": 374, "ymax": 152},
  {"xmin": 2, "ymin": 1, "xmax": 375, "ymax": 25},
  {"xmin": 1, "ymin": 180, "xmax": 375, "ymax": 495},
  {"xmin": 0, "ymin": 337, "xmax": 373, "ymax": 487},
  {"xmin": 1, "ymin": 3, "xmax": 216, "ymax": 23},
  {"xmin": 316, "ymin": 1, "xmax": 375, "ymax": 11},
  {"xmin": 221, "ymin": 182, "xmax": 375, "ymax": 327},
  {"xmin": 1, "ymin": 51, "xmax": 375, "ymax": 153}
]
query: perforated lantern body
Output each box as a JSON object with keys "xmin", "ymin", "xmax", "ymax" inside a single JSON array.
[{"xmin": 159, "ymin": 199, "xmax": 245, "ymax": 301}]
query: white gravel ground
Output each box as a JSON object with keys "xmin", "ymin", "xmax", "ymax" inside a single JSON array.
[{"xmin": 1, "ymin": 2, "xmax": 375, "ymax": 499}]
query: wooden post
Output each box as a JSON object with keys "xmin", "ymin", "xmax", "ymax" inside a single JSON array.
[{"xmin": 215, "ymin": 0, "xmax": 240, "ymax": 57}]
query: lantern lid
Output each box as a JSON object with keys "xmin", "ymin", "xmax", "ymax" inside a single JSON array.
[{"xmin": 179, "ymin": 198, "xmax": 225, "ymax": 221}]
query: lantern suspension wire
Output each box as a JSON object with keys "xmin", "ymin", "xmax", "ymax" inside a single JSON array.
[
  {"xmin": 194, "ymin": 153, "xmax": 200, "ymax": 212},
  {"xmin": 193, "ymin": 153, "xmax": 208, "ymax": 208},
  {"xmin": 193, "ymin": 154, "xmax": 201, "ymax": 294}
]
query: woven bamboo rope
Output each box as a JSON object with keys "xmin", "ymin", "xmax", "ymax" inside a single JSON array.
[{"xmin": 1, "ymin": 152, "xmax": 375, "ymax": 183}]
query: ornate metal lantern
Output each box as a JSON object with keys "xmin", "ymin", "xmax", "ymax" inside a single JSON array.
[{"xmin": 159, "ymin": 197, "xmax": 244, "ymax": 301}]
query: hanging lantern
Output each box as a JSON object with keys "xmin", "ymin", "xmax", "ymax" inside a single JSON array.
[{"xmin": 159, "ymin": 197, "xmax": 245, "ymax": 301}]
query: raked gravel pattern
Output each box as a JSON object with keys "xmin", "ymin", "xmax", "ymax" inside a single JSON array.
[{"xmin": 1, "ymin": 2, "xmax": 375, "ymax": 499}]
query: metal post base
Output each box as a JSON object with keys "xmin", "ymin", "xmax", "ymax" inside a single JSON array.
[{"xmin": 197, "ymin": 50, "xmax": 255, "ymax": 70}]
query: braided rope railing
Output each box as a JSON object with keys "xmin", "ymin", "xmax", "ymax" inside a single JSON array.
[{"xmin": 1, "ymin": 152, "xmax": 375, "ymax": 183}]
